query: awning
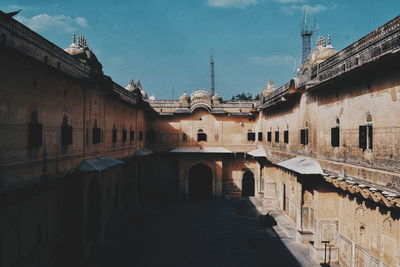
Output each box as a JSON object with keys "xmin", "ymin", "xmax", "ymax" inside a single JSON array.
[
  {"xmin": 247, "ymin": 147, "xmax": 268, "ymax": 158},
  {"xmin": 79, "ymin": 156, "xmax": 124, "ymax": 172},
  {"xmin": 170, "ymin": 147, "xmax": 232, "ymax": 153},
  {"xmin": 277, "ymin": 156, "xmax": 323, "ymax": 175},
  {"xmin": 135, "ymin": 147, "xmax": 154, "ymax": 156}
]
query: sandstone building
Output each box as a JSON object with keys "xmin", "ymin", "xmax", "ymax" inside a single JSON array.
[{"xmin": 0, "ymin": 10, "xmax": 399, "ymax": 267}]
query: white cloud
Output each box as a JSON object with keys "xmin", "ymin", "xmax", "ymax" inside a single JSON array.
[
  {"xmin": 16, "ymin": 14, "xmax": 90, "ymax": 33},
  {"xmin": 207, "ymin": 0, "xmax": 257, "ymax": 8},
  {"xmin": 248, "ymin": 55, "xmax": 296, "ymax": 65},
  {"xmin": 282, "ymin": 4, "xmax": 328, "ymax": 14}
]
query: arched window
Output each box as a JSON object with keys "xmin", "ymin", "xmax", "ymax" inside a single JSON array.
[
  {"xmin": 112, "ymin": 124, "xmax": 117, "ymax": 143},
  {"xmin": 122, "ymin": 126, "xmax": 127, "ymax": 142},
  {"xmin": 275, "ymin": 127, "xmax": 280, "ymax": 143},
  {"xmin": 61, "ymin": 115, "xmax": 73, "ymax": 146},
  {"xmin": 359, "ymin": 112, "xmax": 373, "ymax": 150},
  {"xmin": 300, "ymin": 122, "xmax": 309, "ymax": 145},
  {"xmin": 28, "ymin": 111, "xmax": 42, "ymax": 147},
  {"xmin": 92, "ymin": 119, "xmax": 101, "ymax": 144},
  {"xmin": 129, "ymin": 127, "xmax": 134, "ymax": 143},
  {"xmin": 197, "ymin": 129, "xmax": 207, "ymax": 142},
  {"xmin": 247, "ymin": 130, "xmax": 255, "ymax": 141},
  {"xmin": 331, "ymin": 117, "xmax": 340, "ymax": 147}
]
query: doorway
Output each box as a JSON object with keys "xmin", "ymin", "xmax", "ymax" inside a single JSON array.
[
  {"xmin": 242, "ymin": 170, "xmax": 255, "ymax": 197},
  {"xmin": 188, "ymin": 164, "xmax": 213, "ymax": 200}
]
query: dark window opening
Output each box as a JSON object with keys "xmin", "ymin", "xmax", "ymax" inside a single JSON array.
[
  {"xmin": 258, "ymin": 132, "xmax": 263, "ymax": 141},
  {"xmin": 300, "ymin": 128, "xmax": 308, "ymax": 145},
  {"xmin": 122, "ymin": 129, "xmax": 127, "ymax": 142},
  {"xmin": 197, "ymin": 129, "xmax": 207, "ymax": 142},
  {"xmin": 112, "ymin": 128, "xmax": 117, "ymax": 143},
  {"xmin": 92, "ymin": 127, "xmax": 101, "ymax": 144},
  {"xmin": 247, "ymin": 131, "xmax": 255, "ymax": 141},
  {"xmin": 284, "ymin": 130, "xmax": 289, "ymax": 144},
  {"xmin": 28, "ymin": 111, "xmax": 42, "ymax": 147},
  {"xmin": 29, "ymin": 122, "xmax": 43, "ymax": 147},
  {"xmin": 359, "ymin": 125, "xmax": 372, "ymax": 150},
  {"xmin": 182, "ymin": 133, "xmax": 188, "ymax": 141},
  {"xmin": 275, "ymin": 131, "xmax": 279, "ymax": 142},
  {"xmin": 267, "ymin": 131, "xmax": 272, "ymax": 142},
  {"xmin": 139, "ymin": 131, "xmax": 143, "ymax": 141},
  {"xmin": 130, "ymin": 130, "xmax": 134, "ymax": 142},
  {"xmin": 331, "ymin": 127, "xmax": 340, "ymax": 147},
  {"xmin": 61, "ymin": 124, "xmax": 73, "ymax": 146}
]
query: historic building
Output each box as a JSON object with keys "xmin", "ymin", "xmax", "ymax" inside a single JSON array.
[{"xmin": 0, "ymin": 9, "xmax": 399, "ymax": 267}]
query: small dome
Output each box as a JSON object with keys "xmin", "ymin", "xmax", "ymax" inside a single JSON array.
[
  {"xmin": 125, "ymin": 79, "xmax": 135, "ymax": 92},
  {"xmin": 190, "ymin": 90, "xmax": 211, "ymax": 101},
  {"xmin": 262, "ymin": 80, "xmax": 275, "ymax": 97},
  {"xmin": 179, "ymin": 92, "xmax": 190, "ymax": 102},
  {"xmin": 149, "ymin": 95, "xmax": 156, "ymax": 101},
  {"xmin": 212, "ymin": 93, "xmax": 222, "ymax": 102}
]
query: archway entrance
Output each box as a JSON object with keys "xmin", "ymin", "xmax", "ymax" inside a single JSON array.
[
  {"xmin": 242, "ymin": 170, "xmax": 255, "ymax": 197},
  {"xmin": 87, "ymin": 178, "xmax": 101, "ymax": 242},
  {"xmin": 188, "ymin": 164, "xmax": 213, "ymax": 200}
]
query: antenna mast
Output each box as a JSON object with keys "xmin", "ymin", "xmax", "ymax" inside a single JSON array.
[
  {"xmin": 300, "ymin": 9, "xmax": 316, "ymax": 63},
  {"xmin": 210, "ymin": 50, "xmax": 215, "ymax": 96}
]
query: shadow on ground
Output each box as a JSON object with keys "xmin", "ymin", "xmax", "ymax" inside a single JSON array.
[{"xmin": 82, "ymin": 198, "xmax": 307, "ymax": 267}]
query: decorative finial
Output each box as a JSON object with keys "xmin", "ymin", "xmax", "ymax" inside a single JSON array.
[
  {"xmin": 322, "ymin": 36, "xmax": 326, "ymax": 47},
  {"xmin": 327, "ymin": 34, "xmax": 331, "ymax": 45},
  {"xmin": 72, "ymin": 32, "xmax": 76, "ymax": 44}
]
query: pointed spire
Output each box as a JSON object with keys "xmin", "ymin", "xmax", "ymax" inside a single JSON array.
[
  {"xmin": 72, "ymin": 32, "xmax": 76, "ymax": 44},
  {"xmin": 327, "ymin": 34, "xmax": 331, "ymax": 45}
]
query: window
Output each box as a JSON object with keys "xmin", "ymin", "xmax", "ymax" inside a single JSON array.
[
  {"xmin": 197, "ymin": 129, "xmax": 207, "ymax": 142},
  {"xmin": 267, "ymin": 131, "xmax": 272, "ymax": 142},
  {"xmin": 122, "ymin": 129, "xmax": 127, "ymax": 142},
  {"xmin": 359, "ymin": 125, "xmax": 372, "ymax": 150},
  {"xmin": 182, "ymin": 133, "xmax": 188, "ymax": 141},
  {"xmin": 61, "ymin": 116, "xmax": 73, "ymax": 146},
  {"xmin": 258, "ymin": 132, "xmax": 263, "ymax": 141},
  {"xmin": 130, "ymin": 129, "xmax": 134, "ymax": 142},
  {"xmin": 247, "ymin": 130, "xmax": 255, "ymax": 141},
  {"xmin": 92, "ymin": 119, "xmax": 101, "ymax": 144},
  {"xmin": 28, "ymin": 111, "xmax": 42, "ymax": 147},
  {"xmin": 112, "ymin": 127, "xmax": 117, "ymax": 143},
  {"xmin": 359, "ymin": 113, "xmax": 373, "ymax": 150},
  {"xmin": 300, "ymin": 128, "xmax": 308, "ymax": 145},
  {"xmin": 139, "ymin": 131, "xmax": 143, "ymax": 141},
  {"xmin": 331, "ymin": 127, "xmax": 339, "ymax": 147},
  {"xmin": 275, "ymin": 131, "xmax": 279, "ymax": 142},
  {"xmin": 284, "ymin": 130, "xmax": 289, "ymax": 144}
]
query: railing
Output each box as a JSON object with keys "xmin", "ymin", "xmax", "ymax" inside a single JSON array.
[
  {"xmin": 0, "ymin": 16, "xmax": 89, "ymax": 79},
  {"xmin": 312, "ymin": 16, "xmax": 400, "ymax": 81}
]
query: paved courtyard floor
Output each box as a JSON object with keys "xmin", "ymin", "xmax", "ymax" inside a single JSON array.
[{"xmin": 84, "ymin": 199, "xmax": 318, "ymax": 267}]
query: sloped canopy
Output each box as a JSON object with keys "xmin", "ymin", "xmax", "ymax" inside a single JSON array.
[
  {"xmin": 79, "ymin": 156, "xmax": 124, "ymax": 172},
  {"xmin": 277, "ymin": 156, "xmax": 323, "ymax": 175},
  {"xmin": 247, "ymin": 147, "xmax": 268, "ymax": 158},
  {"xmin": 135, "ymin": 147, "xmax": 154, "ymax": 156},
  {"xmin": 170, "ymin": 147, "xmax": 232, "ymax": 153}
]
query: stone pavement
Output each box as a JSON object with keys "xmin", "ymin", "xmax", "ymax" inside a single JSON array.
[{"xmin": 84, "ymin": 199, "xmax": 319, "ymax": 267}]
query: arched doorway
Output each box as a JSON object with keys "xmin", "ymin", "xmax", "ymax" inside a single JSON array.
[
  {"xmin": 188, "ymin": 164, "xmax": 213, "ymax": 200},
  {"xmin": 242, "ymin": 170, "xmax": 255, "ymax": 197},
  {"xmin": 87, "ymin": 178, "xmax": 101, "ymax": 242}
]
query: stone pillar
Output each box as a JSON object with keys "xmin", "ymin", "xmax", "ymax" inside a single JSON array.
[{"xmin": 215, "ymin": 160, "xmax": 223, "ymax": 197}]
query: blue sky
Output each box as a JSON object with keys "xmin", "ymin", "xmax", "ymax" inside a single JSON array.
[{"xmin": 2, "ymin": 0, "xmax": 399, "ymax": 99}]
